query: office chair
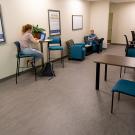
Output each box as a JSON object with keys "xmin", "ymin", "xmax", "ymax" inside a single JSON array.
[
  {"xmin": 124, "ymin": 35, "xmax": 135, "ymax": 57},
  {"xmin": 131, "ymin": 31, "xmax": 135, "ymax": 43},
  {"xmin": 84, "ymin": 36, "xmax": 104, "ymax": 53},
  {"xmin": 120, "ymin": 35, "xmax": 135, "ymax": 77},
  {"xmin": 111, "ymin": 79, "xmax": 135, "ymax": 113},
  {"xmin": 66, "ymin": 39, "xmax": 86, "ymax": 60},
  {"xmin": 48, "ymin": 36, "xmax": 64, "ymax": 68},
  {"xmin": 14, "ymin": 41, "xmax": 37, "ymax": 84}
]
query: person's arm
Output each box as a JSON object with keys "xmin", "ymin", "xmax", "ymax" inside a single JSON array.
[
  {"xmin": 91, "ymin": 34, "xmax": 97, "ymax": 40},
  {"xmin": 29, "ymin": 33, "xmax": 39, "ymax": 44},
  {"xmin": 88, "ymin": 34, "xmax": 96, "ymax": 40},
  {"xmin": 94, "ymin": 34, "xmax": 98, "ymax": 39}
]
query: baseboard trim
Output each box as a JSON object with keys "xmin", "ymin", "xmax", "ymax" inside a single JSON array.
[
  {"xmin": 51, "ymin": 55, "xmax": 68, "ymax": 62},
  {"xmin": 0, "ymin": 66, "xmax": 40, "ymax": 83},
  {"xmin": 111, "ymin": 43, "xmax": 126, "ymax": 46},
  {"xmin": 0, "ymin": 55, "xmax": 68, "ymax": 82}
]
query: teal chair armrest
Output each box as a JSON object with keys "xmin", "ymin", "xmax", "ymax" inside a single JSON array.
[
  {"xmin": 74, "ymin": 43, "xmax": 85, "ymax": 47},
  {"xmin": 70, "ymin": 45, "xmax": 83, "ymax": 49}
]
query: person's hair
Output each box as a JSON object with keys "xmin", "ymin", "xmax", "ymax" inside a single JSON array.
[{"xmin": 22, "ymin": 24, "xmax": 32, "ymax": 33}]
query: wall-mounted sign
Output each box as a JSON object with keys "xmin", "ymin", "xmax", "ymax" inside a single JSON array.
[
  {"xmin": 48, "ymin": 10, "xmax": 61, "ymax": 36},
  {"xmin": 0, "ymin": 5, "xmax": 5, "ymax": 43},
  {"xmin": 72, "ymin": 15, "xmax": 83, "ymax": 31}
]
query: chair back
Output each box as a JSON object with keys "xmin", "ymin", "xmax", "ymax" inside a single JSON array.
[
  {"xmin": 131, "ymin": 31, "xmax": 135, "ymax": 41},
  {"xmin": 48, "ymin": 36, "xmax": 61, "ymax": 46},
  {"xmin": 84, "ymin": 36, "xmax": 89, "ymax": 44},
  {"xmin": 66, "ymin": 39, "xmax": 74, "ymax": 47},
  {"xmin": 124, "ymin": 35, "xmax": 130, "ymax": 56},
  {"xmin": 14, "ymin": 41, "xmax": 21, "ymax": 57}
]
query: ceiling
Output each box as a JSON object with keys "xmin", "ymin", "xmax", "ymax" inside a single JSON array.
[{"xmin": 87, "ymin": 0, "xmax": 135, "ymax": 3}]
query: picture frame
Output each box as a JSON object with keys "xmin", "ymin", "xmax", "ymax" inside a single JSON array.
[
  {"xmin": 48, "ymin": 10, "xmax": 61, "ymax": 36},
  {"xmin": 72, "ymin": 15, "xmax": 83, "ymax": 30},
  {"xmin": 0, "ymin": 5, "xmax": 5, "ymax": 44}
]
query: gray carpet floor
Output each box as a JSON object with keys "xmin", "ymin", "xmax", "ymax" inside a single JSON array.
[{"xmin": 0, "ymin": 45, "xmax": 135, "ymax": 135}]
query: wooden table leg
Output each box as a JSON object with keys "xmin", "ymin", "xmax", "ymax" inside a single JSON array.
[
  {"xmin": 40, "ymin": 41, "xmax": 44, "ymax": 67},
  {"xmin": 104, "ymin": 64, "xmax": 107, "ymax": 81},
  {"xmin": 96, "ymin": 63, "xmax": 100, "ymax": 90}
]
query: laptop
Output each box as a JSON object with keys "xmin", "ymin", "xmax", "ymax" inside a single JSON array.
[{"xmin": 40, "ymin": 33, "xmax": 46, "ymax": 41}]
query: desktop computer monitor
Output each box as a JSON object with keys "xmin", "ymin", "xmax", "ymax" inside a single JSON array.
[{"xmin": 40, "ymin": 33, "xmax": 46, "ymax": 41}]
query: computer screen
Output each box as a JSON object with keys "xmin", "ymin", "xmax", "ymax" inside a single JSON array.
[{"xmin": 40, "ymin": 33, "xmax": 46, "ymax": 41}]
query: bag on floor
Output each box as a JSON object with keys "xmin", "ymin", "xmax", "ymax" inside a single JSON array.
[{"xmin": 40, "ymin": 62, "xmax": 55, "ymax": 76}]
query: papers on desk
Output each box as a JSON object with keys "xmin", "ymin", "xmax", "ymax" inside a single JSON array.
[{"xmin": 85, "ymin": 44, "xmax": 92, "ymax": 48}]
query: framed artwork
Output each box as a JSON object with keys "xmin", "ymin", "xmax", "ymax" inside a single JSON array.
[
  {"xmin": 0, "ymin": 5, "xmax": 5, "ymax": 43},
  {"xmin": 48, "ymin": 10, "xmax": 61, "ymax": 36},
  {"xmin": 72, "ymin": 15, "xmax": 83, "ymax": 30}
]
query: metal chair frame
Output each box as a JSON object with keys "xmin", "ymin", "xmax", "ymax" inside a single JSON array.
[
  {"xmin": 14, "ymin": 41, "xmax": 37, "ymax": 84},
  {"xmin": 48, "ymin": 37, "xmax": 64, "ymax": 68}
]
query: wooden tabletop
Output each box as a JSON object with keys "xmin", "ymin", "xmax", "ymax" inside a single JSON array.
[
  {"xmin": 94, "ymin": 55, "xmax": 135, "ymax": 68},
  {"xmin": 39, "ymin": 39, "xmax": 52, "ymax": 43}
]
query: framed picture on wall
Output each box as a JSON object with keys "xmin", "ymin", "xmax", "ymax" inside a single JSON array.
[
  {"xmin": 72, "ymin": 15, "xmax": 83, "ymax": 30},
  {"xmin": 0, "ymin": 5, "xmax": 5, "ymax": 43},
  {"xmin": 48, "ymin": 10, "xmax": 61, "ymax": 36}
]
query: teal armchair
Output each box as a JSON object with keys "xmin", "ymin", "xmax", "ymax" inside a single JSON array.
[
  {"xmin": 66, "ymin": 39, "xmax": 86, "ymax": 60},
  {"xmin": 84, "ymin": 35, "xmax": 104, "ymax": 53}
]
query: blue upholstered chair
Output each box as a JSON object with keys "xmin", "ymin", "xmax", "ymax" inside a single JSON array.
[
  {"xmin": 14, "ymin": 41, "xmax": 36, "ymax": 84},
  {"xmin": 48, "ymin": 36, "xmax": 64, "ymax": 68},
  {"xmin": 131, "ymin": 31, "xmax": 135, "ymax": 43},
  {"xmin": 84, "ymin": 35, "xmax": 104, "ymax": 53},
  {"xmin": 120, "ymin": 35, "xmax": 135, "ymax": 77},
  {"xmin": 66, "ymin": 39, "xmax": 86, "ymax": 60},
  {"xmin": 120, "ymin": 35, "xmax": 135, "ymax": 78},
  {"xmin": 111, "ymin": 79, "xmax": 135, "ymax": 113},
  {"xmin": 124, "ymin": 35, "xmax": 135, "ymax": 57}
]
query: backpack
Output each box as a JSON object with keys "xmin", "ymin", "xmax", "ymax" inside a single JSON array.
[{"xmin": 40, "ymin": 62, "xmax": 55, "ymax": 77}]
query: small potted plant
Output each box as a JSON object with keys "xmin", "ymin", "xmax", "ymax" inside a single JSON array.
[{"xmin": 32, "ymin": 25, "xmax": 45, "ymax": 39}]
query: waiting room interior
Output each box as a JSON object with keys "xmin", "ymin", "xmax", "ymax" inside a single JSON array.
[{"xmin": 0, "ymin": 0, "xmax": 135, "ymax": 135}]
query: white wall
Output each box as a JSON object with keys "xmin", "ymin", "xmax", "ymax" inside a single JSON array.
[
  {"xmin": 90, "ymin": 0, "xmax": 110, "ymax": 48},
  {"xmin": 0, "ymin": 0, "xmax": 90, "ymax": 79},
  {"xmin": 111, "ymin": 2, "xmax": 135, "ymax": 44}
]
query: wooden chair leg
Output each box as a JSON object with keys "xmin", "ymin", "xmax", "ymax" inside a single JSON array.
[
  {"xmin": 61, "ymin": 50, "xmax": 63, "ymax": 63},
  {"xmin": 16, "ymin": 58, "xmax": 19, "ymax": 84},
  {"xmin": 111, "ymin": 92, "xmax": 114, "ymax": 114},
  {"xmin": 18, "ymin": 58, "xmax": 20, "ymax": 76},
  {"xmin": 61, "ymin": 50, "xmax": 64, "ymax": 68},
  {"xmin": 16, "ymin": 71, "xmax": 18, "ymax": 84},
  {"xmin": 48, "ymin": 50, "xmax": 50, "ymax": 62},
  {"xmin": 33, "ymin": 58, "xmax": 37, "ymax": 81}
]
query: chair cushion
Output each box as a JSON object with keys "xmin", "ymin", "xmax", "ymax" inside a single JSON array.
[
  {"xmin": 48, "ymin": 46, "xmax": 64, "ymax": 50},
  {"xmin": 112, "ymin": 79, "xmax": 135, "ymax": 96},
  {"xmin": 66, "ymin": 40, "xmax": 74, "ymax": 47},
  {"xmin": 127, "ymin": 48, "xmax": 135, "ymax": 57},
  {"xmin": 49, "ymin": 37, "xmax": 61, "ymax": 44},
  {"xmin": 16, "ymin": 54, "xmax": 33, "ymax": 58}
]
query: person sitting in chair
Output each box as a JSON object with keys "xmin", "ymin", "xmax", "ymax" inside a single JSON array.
[
  {"xmin": 88, "ymin": 29, "xmax": 102, "ymax": 53},
  {"xmin": 20, "ymin": 24, "xmax": 43, "ymax": 65},
  {"xmin": 88, "ymin": 29, "xmax": 98, "ymax": 45}
]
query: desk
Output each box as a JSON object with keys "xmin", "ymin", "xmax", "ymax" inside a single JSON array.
[
  {"xmin": 39, "ymin": 39, "xmax": 52, "ymax": 66},
  {"xmin": 94, "ymin": 55, "xmax": 135, "ymax": 90}
]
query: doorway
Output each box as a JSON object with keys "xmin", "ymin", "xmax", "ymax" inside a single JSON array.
[{"xmin": 107, "ymin": 13, "xmax": 113, "ymax": 44}]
